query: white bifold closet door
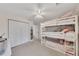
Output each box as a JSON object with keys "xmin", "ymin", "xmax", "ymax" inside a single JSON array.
[{"xmin": 9, "ymin": 20, "xmax": 30, "ymax": 47}]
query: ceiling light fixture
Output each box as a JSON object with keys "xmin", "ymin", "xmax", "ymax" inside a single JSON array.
[
  {"xmin": 34, "ymin": 3, "xmax": 44, "ymax": 19},
  {"xmin": 38, "ymin": 9, "xmax": 41, "ymax": 14},
  {"xmin": 35, "ymin": 9, "xmax": 43, "ymax": 18},
  {"xmin": 36, "ymin": 9, "xmax": 42, "ymax": 15}
]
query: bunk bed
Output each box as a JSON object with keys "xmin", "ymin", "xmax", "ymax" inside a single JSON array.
[{"xmin": 40, "ymin": 15, "xmax": 79, "ymax": 56}]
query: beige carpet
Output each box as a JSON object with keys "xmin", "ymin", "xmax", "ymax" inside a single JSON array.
[{"xmin": 11, "ymin": 40, "xmax": 65, "ymax": 56}]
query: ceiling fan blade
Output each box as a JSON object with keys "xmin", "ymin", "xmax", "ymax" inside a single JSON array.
[{"xmin": 41, "ymin": 14, "xmax": 50, "ymax": 20}]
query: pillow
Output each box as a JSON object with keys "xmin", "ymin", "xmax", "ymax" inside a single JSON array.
[{"xmin": 62, "ymin": 29, "xmax": 70, "ymax": 33}]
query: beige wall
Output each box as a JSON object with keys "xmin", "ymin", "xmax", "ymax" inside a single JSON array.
[
  {"xmin": 60, "ymin": 5, "xmax": 79, "ymax": 18},
  {"xmin": 0, "ymin": 15, "xmax": 8, "ymax": 38}
]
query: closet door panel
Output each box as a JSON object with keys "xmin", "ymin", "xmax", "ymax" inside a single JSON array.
[{"xmin": 9, "ymin": 20, "xmax": 30, "ymax": 47}]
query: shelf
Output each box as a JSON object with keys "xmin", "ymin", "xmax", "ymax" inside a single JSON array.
[
  {"xmin": 66, "ymin": 45, "xmax": 75, "ymax": 48},
  {"xmin": 41, "ymin": 18, "xmax": 75, "ymax": 27},
  {"xmin": 45, "ymin": 37, "xmax": 64, "ymax": 45},
  {"xmin": 65, "ymin": 51, "xmax": 75, "ymax": 56},
  {"xmin": 42, "ymin": 32, "xmax": 64, "ymax": 39},
  {"xmin": 42, "ymin": 31, "xmax": 76, "ymax": 42},
  {"xmin": 45, "ymin": 40, "xmax": 65, "ymax": 54},
  {"xmin": 57, "ymin": 18, "xmax": 75, "ymax": 26}
]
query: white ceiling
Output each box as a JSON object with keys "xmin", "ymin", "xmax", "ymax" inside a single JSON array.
[{"xmin": 0, "ymin": 3, "xmax": 78, "ymax": 25}]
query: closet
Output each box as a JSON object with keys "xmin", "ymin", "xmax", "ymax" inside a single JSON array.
[
  {"xmin": 40, "ymin": 15, "xmax": 79, "ymax": 56},
  {"xmin": 9, "ymin": 19, "xmax": 30, "ymax": 47}
]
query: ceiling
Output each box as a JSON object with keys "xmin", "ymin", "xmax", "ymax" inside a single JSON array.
[{"xmin": 0, "ymin": 3, "xmax": 78, "ymax": 25}]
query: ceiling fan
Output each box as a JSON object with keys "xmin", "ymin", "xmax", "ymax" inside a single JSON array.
[
  {"xmin": 34, "ymin": 3, "xmax": 60, "ymax": 18},
  {"xmin": 34, "ymin": 3, "xmax": 50, "ymax": 20},
  {"xmin": 28, "ymin": 3, "xmax": 60, "ymax": 20}
]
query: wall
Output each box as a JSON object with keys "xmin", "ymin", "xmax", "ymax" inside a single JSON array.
[
  {"xmin": 60, "ymin": 5, "xmax": 79, "ymax": 18},
  {"xmin": 0, "ymin": 15, "xmax": 8, "ymax": 38}
]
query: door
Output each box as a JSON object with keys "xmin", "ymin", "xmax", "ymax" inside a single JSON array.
[{"xmin": 9, "ymin": 20, "xmax": 30, "ymax": 47}]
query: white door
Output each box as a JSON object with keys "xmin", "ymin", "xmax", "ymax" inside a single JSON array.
[{"xmin": 9, "ymin": 20, "xmax": 30, "ymax": 47}]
